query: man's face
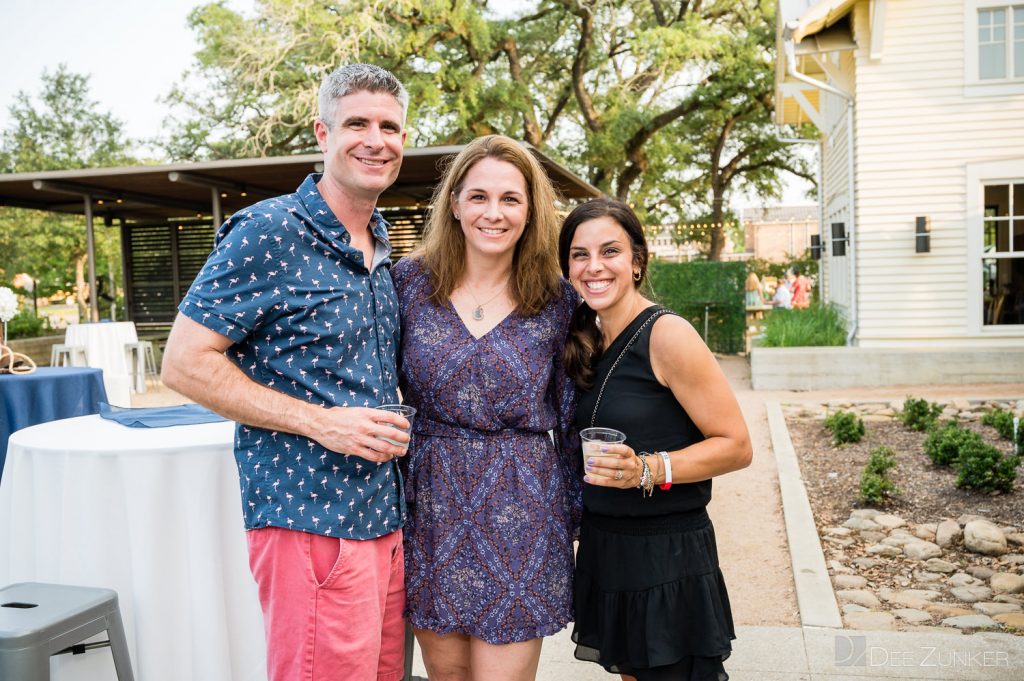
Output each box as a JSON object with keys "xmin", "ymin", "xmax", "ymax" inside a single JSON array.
[{"xmin": 314, "ymin": 90, "xmax": 406, "ymax": 202}]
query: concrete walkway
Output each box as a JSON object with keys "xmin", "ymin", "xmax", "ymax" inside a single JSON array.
[{"xmin": 137, "ymin": 364, "xmax": 1024, "ymax": 679}]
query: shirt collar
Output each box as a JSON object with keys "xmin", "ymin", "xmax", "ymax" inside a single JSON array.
[{"xmin": 297, "ymin": 173, "xmax": 390, "ymax": 245}]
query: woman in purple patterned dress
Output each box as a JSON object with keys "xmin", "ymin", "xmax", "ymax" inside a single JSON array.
[{"xmin": 391, "ymin": 135, "xmax": 581, "ymax": 680}]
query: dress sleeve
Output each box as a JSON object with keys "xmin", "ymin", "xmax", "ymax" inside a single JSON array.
[{"xmin": 551, "ymin": 281, "xmax": 583, "ymax": 537}]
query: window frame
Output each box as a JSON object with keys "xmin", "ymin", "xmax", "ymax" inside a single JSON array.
[
  {"xmin": 965, "ymin": 1, "xmax": 1024, "ymax": 96},
  {"xmin": 966, "ymin": 159, "xmax": 1024, "ymax": 334}
]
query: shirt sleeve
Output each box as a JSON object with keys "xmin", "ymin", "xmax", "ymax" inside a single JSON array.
[{"xmin": 178, "ymin": 211, "xmax": 282, "ymax": 344}]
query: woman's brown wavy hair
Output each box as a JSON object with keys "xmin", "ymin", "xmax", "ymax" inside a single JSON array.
[
  {"xmin": 558, "ymin": 198, "xmax": 650, "ymax": 390},
  {"xmin": 411, "ymin": 135, "xmax": 563, "ymax": 316}
]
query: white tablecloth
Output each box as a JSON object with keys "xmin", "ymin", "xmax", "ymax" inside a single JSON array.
[
  {"xmin": 0, "ymin": 415, "xmax": 266, "ymax": 681},
  {"xmin": 64, "ymin": 322, "xmax": 137, "ymax": 406}
]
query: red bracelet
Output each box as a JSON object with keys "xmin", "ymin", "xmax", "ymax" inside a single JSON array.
[{"xmin": 657, "ymin": 451, "xmax": 672, "ymax": 490}]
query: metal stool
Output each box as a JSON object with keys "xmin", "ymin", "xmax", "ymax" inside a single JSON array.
[
  {"xmin": 49, "ymin": 344, "xmax": 87, "ymax": 367},
  {"xmin": 0, "ymin": 582, "xmax": 134, "ymax": 681},
  {"xmin": 124, "ymin": 340, "xmax": 158, "ymax": 393}
]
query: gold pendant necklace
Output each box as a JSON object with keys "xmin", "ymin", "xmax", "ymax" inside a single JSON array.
[{"xmin": 465, "ymin": 279, "xmax": 509, "ymax": 321}]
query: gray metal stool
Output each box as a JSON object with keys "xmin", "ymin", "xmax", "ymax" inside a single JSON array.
[
  {"xmin": 49, "ymin": 344, "xmax": 88, "ymax": 368},
  {"xmin": 0, "ymin": 582, "xmax": 134, "ymax": 681},
  {"xmin": 124, "ymin": 340, "xmax": 158, "ymax": 393}
]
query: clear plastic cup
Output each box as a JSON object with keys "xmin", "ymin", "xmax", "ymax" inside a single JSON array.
[
  {"xmin": 580, "ymin": 426, "xmax": 626, "ymax": 466},
  {"xmin": 376, "ymin": 404, "xmax": 416, "ymax": 450}
]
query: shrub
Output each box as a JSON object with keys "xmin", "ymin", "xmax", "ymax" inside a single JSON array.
[
  {"xmin": 760, "ymin": 302, "xmax": 846, "ymax": 348},
  {"xmin": 923, "ymin": 422, "xmax": 982, "ymax": 467},
  {"xmin": 859, "ymin": 446, "xmax": 899, "ymax": 505},
  {"xmin": 824, "ymin": 410, "xmax": 865, "ymax": 445},
  {"xmin": 899, "ymin": 396, "xmax": 943, "ymax": 432},
  {"xmin": 954, "ymin": 439, "xmax": 1020, "ymax": 493},
  {"xmin": 647, "ymin": 261, "xmax": 745, "ymax": 354},
  {"xmin": 5, "ymin": 308, "xmax": 51, "ymax": 340},
  {"xmin": 981, "ymin": 408, "xmax": 1023, "ymax": 449}
]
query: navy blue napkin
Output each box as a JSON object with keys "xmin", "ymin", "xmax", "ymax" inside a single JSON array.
[{"xmin": 99, "ymin": 402, "xmax": 229, "ymax": 428}]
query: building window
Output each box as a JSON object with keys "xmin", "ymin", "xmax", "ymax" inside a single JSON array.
[
  {"xmin": 982, "ymin": 182, "xmax": 1024, "ymax": 325},
  {"xmin": 979, "ymin": 5, "xmax": 1024, "ymax": 80}
]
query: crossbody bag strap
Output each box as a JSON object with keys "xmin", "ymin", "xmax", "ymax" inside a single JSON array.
[{"xmin": 589, "ymin": 307, "xmax": 674, "ymax": 429}]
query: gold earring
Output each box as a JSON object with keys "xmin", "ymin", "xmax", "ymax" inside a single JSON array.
[
  {"xmin": 633, "ymin": 270, "xmax": 642, "ymax": 281},
  {"xmin": 454, "ymin": 214, "xmax": 460, "ymax": 220}
]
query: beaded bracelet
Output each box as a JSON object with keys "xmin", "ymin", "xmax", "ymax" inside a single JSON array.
[{"xmin": 636, "ymin": 453, "xmax": 655, "ymax": 497}]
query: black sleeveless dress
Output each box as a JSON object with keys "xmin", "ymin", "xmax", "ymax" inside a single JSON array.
[{"xmin": 571, "ymin": 305, "xmax": 734, "ymax": 681}]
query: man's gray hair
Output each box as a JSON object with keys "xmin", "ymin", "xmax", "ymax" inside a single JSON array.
[{"xmin": 318, "ymin": 64, "xmax": 409, "ymax": 129}]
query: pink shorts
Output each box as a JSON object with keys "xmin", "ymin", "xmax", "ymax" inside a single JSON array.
[{"xmin": 246, "ymin": 526, "xmax": 405, "ymax": 681}]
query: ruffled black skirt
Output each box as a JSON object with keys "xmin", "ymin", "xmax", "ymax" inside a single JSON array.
[{"xmin": 572, "ymin": 508, "xmax": 734, "ymax": 681}]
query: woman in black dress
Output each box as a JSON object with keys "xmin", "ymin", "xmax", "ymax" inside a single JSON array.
[{"xmin": 558, "ymin": 198, "xmax": 752, "ymax": 681}]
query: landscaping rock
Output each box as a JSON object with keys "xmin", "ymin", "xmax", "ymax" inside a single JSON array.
[
  {"xmin": 958, "ymin": 514, "xmax": 988, "ymax": 527},
  {"xmin": 994, "ymin": 613, "xmax": 1024, "ymax": 630},
  {"xmin": 994, "ymin": 594, "xmax": 1024, "ymax": 605},
  {"xmin": 893, "ymin": 608, "xmax": 932, "ymax": 624},
  {"xmin": 942, "ymin": 614, "xmax": 999, "ymax": 629},
  {"xmin": 966, "ymin": 566, "xmax": 995, "ymax": 580},
  {"xmin": 912, "ymin": 570, "xmax": 943, "ymax": 583},
  {"xmin": 851, "ymin": 509, "xmax": 880, "ymax": 519},
  {"xmin": 913, "ymin": 523, "xmax": 937, "ymax": 541},
  {"xmin": 925, "ymin": 603, "xmax": 974, "ymax": 618},
  {"xmin": 1002, "ymin": 554, "xmax": 1024, "ymax": 565},
  {"xmin": 1007, "ymin": 533, "xmax": 1024, "ymax": 547},
  {"xmin": 844, "ymin": 516, "xmax": 881, "ymax": 531},
  {"xmin": 950, "ymin": 586, "xmax": 993, "ymax": 603},
  {"xmin": 852, "ymin": 557, "xmax": 881, "ymax": 569},
  {"xmin": 904, "ymin": 541, "xmax": 942, "ymax": 561},
  {"xmin": 882, "ymin": 534, "xmax": 917, "ymax": 547},
  {"xmin": 825, "ymin": 536, "xmax": 855, "ymax": 547},
  {"xmin": 924, "ymin": 558, "xmax": 958, "ymax": 574},
  {"xmin": 948, "ymin": 573, "xmax": 983, "ymax": 587},
  {"xmin": 973, "ymin": 602, "xmax": 1023, "ymax": 616},
  {"xmin": 963, "ymin": 520, "xmax": 1008, "ymax": 556},
  {"xmin": 824, "ymin": 526, "xmax": 853, "ymax": 536},
  {"xmin": 867, "ymin": 544, "xmax": 901, "ymax": 557},
  {"xmin": 829, "ymin": 560, "xmax": 855, "ymax": 575},
  {"xmin": 990, "ymin": 573, "xmax": 1024, "ymax": 594},
  {"xmin": 833, "ymin": 574, "xmax": 868, "ymax": 589},
  {"xmin": 859, "ymin": 530, "xmax": 886, "ymax": 543},
  {"xmin": 874, "ymin": 514, "xmax": 906, "ymax": 530},
  {"xmin": 845, "ymin": 611, "xmax": 896, "ymax": 630},
  {"xmin": 935, "ymin": 520, "xmax": 962, "ymax": 548},
  {"xmin": 842, "ymin": 603, "xmax": 868, "ymax": 614},
  {"xmin": 837, "ymin": 589, "xmax": 882, "ymax": 609}
]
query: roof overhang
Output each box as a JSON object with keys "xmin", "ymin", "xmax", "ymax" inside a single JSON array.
[
  {"xmin": 774, "ymin": 0, "xmax": 859, "ymax": 127},
  {"xmin": 0, "ymin": 145, "xmax": 601, "ymax": 225}
]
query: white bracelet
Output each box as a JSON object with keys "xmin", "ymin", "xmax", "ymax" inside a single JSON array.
[{"xmin": 657, "ymin": 450, "xmax": 672, "ymax": 490}]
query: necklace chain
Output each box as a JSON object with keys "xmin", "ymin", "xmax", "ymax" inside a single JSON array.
[{"xmin": 464, "ymin": 279, "xmax": 510, "ymax": 321}]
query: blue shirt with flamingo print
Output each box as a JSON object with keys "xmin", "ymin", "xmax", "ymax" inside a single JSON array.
[{"xmin": 179, "ymin": 173, "xmax": 404, "ymax": 540}]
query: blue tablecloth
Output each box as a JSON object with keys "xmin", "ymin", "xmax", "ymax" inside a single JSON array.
[
  {"xmin": 99, "ymin": 402, "xmax": 228, "ymax": 428},
  {"xmin": 0, "ymin": 367, "xmax": 108, "ymax": 481}
]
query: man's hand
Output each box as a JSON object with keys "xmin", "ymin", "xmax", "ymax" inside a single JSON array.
[{"xmin": 313, "ymin": 407, "xmax": 411, "ymax": 463}]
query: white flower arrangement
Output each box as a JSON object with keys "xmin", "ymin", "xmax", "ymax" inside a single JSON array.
[{"xmin": 0, "ymin": 286, "xmax": 17, "ymax": 324}]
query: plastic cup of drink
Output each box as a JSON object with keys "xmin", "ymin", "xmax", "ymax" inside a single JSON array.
[
  {"xmin": 579, "ymin": 427, "xmax": 626, "ymax": 466},
  {"xmin": 376, "ymin": 404, "xmax": 416, "ymax": 450}
]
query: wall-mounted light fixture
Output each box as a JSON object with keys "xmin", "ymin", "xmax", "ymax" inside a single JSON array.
[
  {"xmin": 810, "ymin": 234, "xmax": 822, "ymax": 260},
  {"xmin": 915, "ymin": 216, "xmax": 930, "ymax": 253}
]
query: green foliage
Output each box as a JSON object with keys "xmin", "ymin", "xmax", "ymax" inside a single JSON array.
[
  {"xmin": 954, "ymin": 439, "xmax": 1019, "ymax": 493},
  {"xmin": 164, "ymin": 0, "xmax": 812, "ymax": 256},
  {"xmin": 0, "ymin": 66, "xmax": 130, "ymax": 311},
  {"xmin": 981, "ymin": 408, "xmax": 1023, "ymax": 448},
  {"xmin": 923, "ymin": 422, "xmax": 983, "ymax": 467},
  {"xmin": 760, "ymin": 303, "xmax": 846, "ymax": 347},
  {"xmin": 824, "ymin": 410, "xmax": 865, "ymax": 445},
  {"xmin": 865, "ymin": 446, "xmax": 897, "ymax": 475},
  {"xmin": 5, "ymin": 308, "xmax": 51, "ymax": 340},
  {"xmin": 900, "ymin": 396, "xmax": 944, "ymax": 432},
  {"xmin": 647, "ymin": 260, "xmax": 745, "ymax": 354},
  {"xmin": 859, "ymin": 447, "xmax": 899, "ymax": 505}
]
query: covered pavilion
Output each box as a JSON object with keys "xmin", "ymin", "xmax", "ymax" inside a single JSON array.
[{"xmin": 0, "ymin": 146, "xmax": 600, "ymax": 328}]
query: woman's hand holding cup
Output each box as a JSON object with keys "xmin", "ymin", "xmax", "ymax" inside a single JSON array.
[{"xmin": 580, "ymin": 427, "xmax": 640, "ymax": 488}]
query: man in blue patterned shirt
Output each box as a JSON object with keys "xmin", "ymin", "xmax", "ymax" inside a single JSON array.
[{"xmin": 163, "ymin": 64, "xmax": 411, "ymax": 681}]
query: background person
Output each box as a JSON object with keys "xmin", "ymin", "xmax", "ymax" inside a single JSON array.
[
  {"xmin": 744, "ymin": 271, "xmax": 766, "ymax": 307},
  {"xmin": 559, "ymin": 198, "xmax": 752, "ymax": 681},
  {"xmin": 790, "ymin": 267, "xmax": 811, "ymax": 309},
  {"xmin": 162, "ymin": 64, "xmax": 411, "ymax": 681},
  {"xmin": 392, "ymin": 135, "xmax": 581, "ymax": 681}
]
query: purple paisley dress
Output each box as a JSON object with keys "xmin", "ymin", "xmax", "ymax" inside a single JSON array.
[{"xmin": 392, "ymin": 257, "xmax": 582, "ymax": 644}]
